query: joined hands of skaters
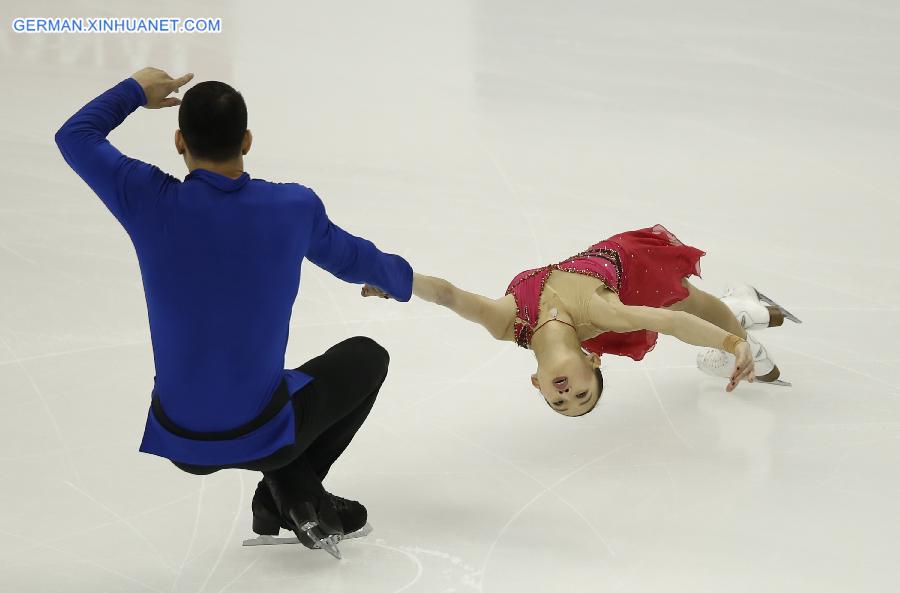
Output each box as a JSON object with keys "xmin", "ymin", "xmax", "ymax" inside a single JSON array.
[
  {"xmin": 362, "ymin": 283, "xmax": 756, "ymax": 393},
  {"xmin": 131, "ymin": 67, "xmax": 195, "ymax": 109},
  {"xmin": 361, "ymin": 285, "xmax": 393, "ymax": 300}
]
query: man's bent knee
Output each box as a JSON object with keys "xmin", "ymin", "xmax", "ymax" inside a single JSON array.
[{"xmin": 345, "ymin": 335, "xmax": 390, "ymax": 371}]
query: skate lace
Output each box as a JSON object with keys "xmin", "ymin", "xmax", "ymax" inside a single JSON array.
[{"xmin": 327, "ymin": 493, "xmax": 355, "ymax": 512}]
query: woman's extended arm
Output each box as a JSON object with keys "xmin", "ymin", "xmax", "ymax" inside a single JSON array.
[
  {"xmin": 362, "ymin": 273, "xmax": 513, "ymax": 340},
  {"xmin": 593, "ymin": 300, "xmax": 729, "ymax": 349},
  {"xmin": 588, "ymin": 295, "xmax": 755, "ymax": 389}
]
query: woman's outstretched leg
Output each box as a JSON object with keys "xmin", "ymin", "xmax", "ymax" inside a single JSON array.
[
  {"xmin": 674, "ymin": 279, "xmax": 793, "ymax": 384},
  {"xmin": 665, "ymin": 279, "xmax": 748, "ymax": 338}
]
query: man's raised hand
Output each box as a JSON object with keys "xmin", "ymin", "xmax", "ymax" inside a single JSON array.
[{"xmin": 131, "ymin": 67, "xmax": 194, "ymax": 109}]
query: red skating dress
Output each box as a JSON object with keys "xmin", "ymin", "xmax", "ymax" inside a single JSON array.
[{"xmin": 504, "ymin": 224, "xmax": 706, "ymax": 361}]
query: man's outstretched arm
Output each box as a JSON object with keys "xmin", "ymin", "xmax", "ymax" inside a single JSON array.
[
  {"xmin": 54, "ymin": 68, "xmax": 192, "ymax": 227},
  {"xmin": 305, "ymin": 191, "xmax": 414, "ymax": 302},
  {"xmin": 363, "ymin": 274, "xmax": 513, "ymax": 340}
]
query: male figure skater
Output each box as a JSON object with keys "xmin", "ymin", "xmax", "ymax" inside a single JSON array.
[{"xmin": 55, "ymin": 67, "xmax": 411, "ymax": 558}]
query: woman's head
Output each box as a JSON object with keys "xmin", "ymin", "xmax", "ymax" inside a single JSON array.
[{"xmin": 531, "ymin": 348, "xmax": 603, "ymax": 417}]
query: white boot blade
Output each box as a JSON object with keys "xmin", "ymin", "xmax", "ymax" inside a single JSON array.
[
  {"xmin": 722, "ymin": 282, "xmax": 758, "ymax": 299},
  {"xmin": 723, "ymin": 284, "xmax": 802, "ymax": 325},
  {"xmin": 743, "ymin": 333, "xmax": 776, "ymax": 377},
  {"xmin": 242, "ymin": 523, "xmax": 373, "ymax": 547},
  {"xmin": 755, "ymin": 290, "xmax": 802, "ymax": 324},
  {"xmin": 696, "ymin": 344, "xmax": 789, "ymax": 386},
  {"xmin": 721, "ymin": 297, "xmax": 771, "ymax": 332},
  {"xmin": 696, "ymin": 348, "xmax": 735, "ymax": 379},
  {"xmin": 696, "ymin": 342, "xmax": 776, "ymax": 379},
  {"xmin": 759, "ymin": 378, "xmax": 792, "ymax": 387}
]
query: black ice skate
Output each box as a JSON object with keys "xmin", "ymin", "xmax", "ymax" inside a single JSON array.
[
  {"xmin": 243, "ymin": 479, "xmax": 373, "ymax": 552},
  {"xmin": 326, "ymin": 492, "xmax": 369, "ymax": 536},
  {"xmin": 242, "ymin": 475, "xmax": 345, "ymax": 559}
]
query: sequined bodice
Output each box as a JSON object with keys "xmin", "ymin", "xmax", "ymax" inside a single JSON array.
[{"xmin": 504, "ymin": 243, "xmax": 623, "ymax": 349}]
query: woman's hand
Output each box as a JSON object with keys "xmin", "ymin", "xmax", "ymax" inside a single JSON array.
[
  {"xmin": 727, "ymin": 341, "xmax": 756, "ymax": 392},
  {"xmin": 361, "ymin": 284, "xmax": 392, "ymax": 299}
]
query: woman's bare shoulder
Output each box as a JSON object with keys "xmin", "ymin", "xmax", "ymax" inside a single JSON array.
[{"xmin": 493, "ymin": 293, "xmax": 518, "ymax": 342}]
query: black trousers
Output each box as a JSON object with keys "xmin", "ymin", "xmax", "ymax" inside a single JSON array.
[{"xmin": 172, "ymin": 336, "xmax": 389, "ymax": 493}]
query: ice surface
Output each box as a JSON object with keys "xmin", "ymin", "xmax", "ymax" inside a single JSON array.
[{"xmin": 1, "ymin": 1, "xmax": 899, "ymax": 591}]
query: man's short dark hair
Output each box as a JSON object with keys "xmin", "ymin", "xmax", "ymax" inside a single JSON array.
[{"xmin": 178, "ymin": 81, "xmax": 247, "ymax": 162}]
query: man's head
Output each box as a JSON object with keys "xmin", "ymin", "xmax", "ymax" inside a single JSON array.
[
  {"xmin": 531, "ymin": 348, "xmax": 604, "ymax": 417},
  {"xmin": 175, "ymin": 81, "xmax": 251, "ymax": 165}
]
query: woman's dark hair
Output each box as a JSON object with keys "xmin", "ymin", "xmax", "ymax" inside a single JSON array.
[
  {"xmin": 575, "ymin": 367, "xmax": 603, "ymax": 417},
  {"xmin": 594, "ymin": 367, "xmax": 604, "ymax": 401},
  {"xmin": 178, "ymin": 81, "xmax": 247, "ymax": 161}
]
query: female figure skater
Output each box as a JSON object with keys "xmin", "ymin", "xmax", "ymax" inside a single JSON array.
[{"xmin": 362, "ymin": 224, "xmax": 800, "ymax": 416}]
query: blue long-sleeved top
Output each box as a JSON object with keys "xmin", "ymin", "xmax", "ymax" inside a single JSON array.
[{"xmin": 55, "ymin": 77, "xmax": 413, "ymax": 466}]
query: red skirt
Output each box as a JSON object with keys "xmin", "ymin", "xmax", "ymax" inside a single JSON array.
[{"xmin": 581, "ymin": 224, "xmax": 706, "ymax": 361}]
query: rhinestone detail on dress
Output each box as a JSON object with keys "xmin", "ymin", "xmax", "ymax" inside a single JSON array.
[{"xmin": 506, "ymin": 244, "xmax": 624, "ymax": 349}]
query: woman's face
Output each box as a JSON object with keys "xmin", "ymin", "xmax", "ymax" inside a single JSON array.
[{"xmin": 531, "ymin": 349, "xmax": 601, "ymax": 417}]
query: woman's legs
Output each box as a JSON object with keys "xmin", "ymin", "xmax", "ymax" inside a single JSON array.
[{"xmin": 664, "ymin": 279, "xmax": 748, "ymax": 339}]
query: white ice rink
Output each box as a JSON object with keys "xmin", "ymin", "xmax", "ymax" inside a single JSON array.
[{"xmin": 2, "ymin": 1, "xmax": 900, "ymax": 591}]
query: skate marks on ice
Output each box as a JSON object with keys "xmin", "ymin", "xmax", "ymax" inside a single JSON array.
[
  {"xmin": 356, "ymin": 539, "xmax": 481, "ymax": 593},
  {"xmin": 477, "ymin": 444, "xmax": 629, "ymax": 592},
  {"xmin": 195, "ymin": 472, "xmax": 246, "ymax": 593},
  {"xmin": 641, "ymin": 369, "xmax": 694, "ymax": 451},
  {"xmin": 244, "ymin": 530, "xmax": 480, "ymax": 593}
]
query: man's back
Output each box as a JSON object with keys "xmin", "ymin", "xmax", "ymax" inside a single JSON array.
[{"xmin": 134, "ymin": 169, "xmax": 314, "ymax": 431}]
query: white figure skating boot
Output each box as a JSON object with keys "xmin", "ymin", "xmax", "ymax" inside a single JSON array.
[
  {"xmin": 721, "ymin": 283, "xmax": 802, "ymax": 331},
  {"xmin": 696, "ymin": 331, "xmax": 791, "ymax": 387}
]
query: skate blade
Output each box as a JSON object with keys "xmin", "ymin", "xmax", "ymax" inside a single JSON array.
[
  {"xmin": 317, "ymin": 535, "xmax": 342, "ymax": 559},
  {"xmin": 243, "ymin": 534, "xmax": 299, "ymax": 546},
  {"xmin": 300, "ymin": 521, "xmax": 342, "ymax": 559},
  {"xmin": 311, "ymin": 522, "xmax": 372, "ymax": 546},
  {"xmin": 697, "ymin": 368, "xmax": 792, "ymax": 387},
  {"xmin": 242, "ymin": 522, "xmax": 373, "ymax": 548},
  {"xmin": 758, "ymin": 378, "xmax": 792, "ymax": 387},
  {"xmin": 755, "ymin": 291, "xmax": 802, "ymax": 324}
]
